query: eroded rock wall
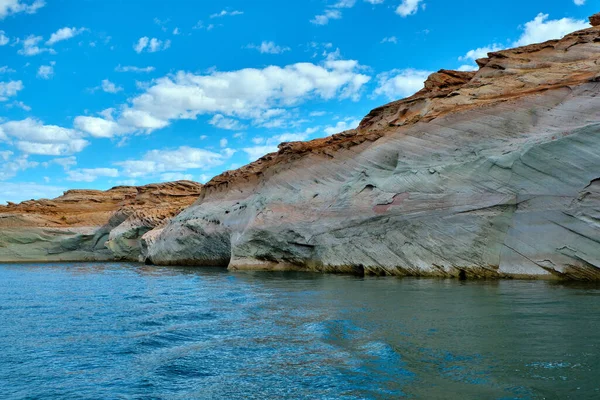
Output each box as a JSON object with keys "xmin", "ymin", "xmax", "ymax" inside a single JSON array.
[{"xmin": 146, "ymin": 24, "xmax": 600, "ymax": 280}]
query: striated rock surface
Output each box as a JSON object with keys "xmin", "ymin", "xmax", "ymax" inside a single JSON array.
[
  {"xmin": 145, "ymin": 22, "xmax": 600, "ymax": 280},
  {"xmin": 0, "ymin": 181, "xmax": 202, "ymax": 262}
]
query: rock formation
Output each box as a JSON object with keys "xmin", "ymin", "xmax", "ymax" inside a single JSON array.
[
  {"xmin": 145, "ymin": 21, "xmax": 600, "ymax": 280},
  {"xmin": 3, "ymin": 19, "xmax": 600, "ymax": 280},
  {"xmin": 0, "ymin": 181, "xmax": 202, "ymax": 262}
]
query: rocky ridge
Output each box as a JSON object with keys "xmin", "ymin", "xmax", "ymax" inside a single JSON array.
[{"xmin": 0, "ymin": 181, "xmax": 202, "ymax": 262}]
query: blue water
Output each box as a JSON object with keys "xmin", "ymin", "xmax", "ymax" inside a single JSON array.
[{"xmin": 0, "ymin": 263, "xmax": 599, "ymax": 399}]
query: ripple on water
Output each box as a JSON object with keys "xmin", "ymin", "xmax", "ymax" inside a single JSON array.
[{"xmin": 0, "ymin": 264, "xmax": 599, "ymax": 399}]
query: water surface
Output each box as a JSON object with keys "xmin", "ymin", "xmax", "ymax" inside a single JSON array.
[{"xmin": 0, "ymin": 263, "xmax": 598, "ymax": 399}]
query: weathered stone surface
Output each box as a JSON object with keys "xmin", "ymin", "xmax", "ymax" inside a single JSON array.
[
  {"xmin": 590, "ymin": 13, "xmax": 600, "ymax": 27},
  {"xmin": 0, "ymin": 181, "xmax": 202, "ymax": 262},
  {"xmin": 146, "ymin": 23, "xmax": 600, "ymax": 280}
]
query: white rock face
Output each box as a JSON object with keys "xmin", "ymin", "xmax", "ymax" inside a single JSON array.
[{"xmin": 147, "ymin": 84, "xmax": 600, "ymax": 279}]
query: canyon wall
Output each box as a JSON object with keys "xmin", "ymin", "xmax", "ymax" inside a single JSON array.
[
  {"xmin": 2, "ymin": 19, "xmax": 600, "ymax": 280},
  {"xmin": 145, "ymin": 23, "xmax": 600, "ymax": 279}
]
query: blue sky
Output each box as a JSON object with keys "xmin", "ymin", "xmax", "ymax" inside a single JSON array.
[{"xmin": 0, "ymin": 0, "xmax": 595, "ymax": 203}]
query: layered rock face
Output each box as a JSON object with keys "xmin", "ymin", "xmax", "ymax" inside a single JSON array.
[
  {"xmin": 146, "ymin": 24, "xmax": 600, "ymax": 279},
  {"xmin": 0, "ymin": 181, "xmax": 202, "ymax": 262}
]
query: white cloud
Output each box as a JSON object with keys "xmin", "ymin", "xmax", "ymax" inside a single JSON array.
[
  {"xmin": 134, "ymin": 37, "xmax": 171, "ymax": 53},
  {"xmin": 50, "ymin": 156, "xmax": 76, "ymax": 169},
  {"xmin": 219, "ymin": 138, "xmax": 228, "ymax": 147},
  {"xmin": 395, "ymin": 0, "xmax": 424, "ymax": 17},
  {"xmin": 0, "ymin": 66, "xmax": 16, "ymax": 73},
  {"xmin": 0, "ymin": 0, "xmax": 45, "ymax": 20},
  {"xmin": 116, "ymin": 146, "xmax": 232, "ymax": 178},
  {"xmin": 210, "ymin": 9, "xmax": 243, "ymax": 18},
  {"xmin": 513, "ymin": 13, "xmax": 590, "ymax": 47},
  {"xmin": 101, "ymin": 79, "xmax": 123, "ymax": 93},
  {"xmin": 173, "ymin": 27, "xmax": 180, "ymax": 35},
  {"xmin": 75, "ymin": 60, "xmax": 371, "ymax": 138},
  {"xmin": 243, "ymin": 145, "xmax": 278, "ymax": 161},
  {"xmin": 73, "ymin": 116, "xmax": 122, "ymax": 138},
  {"xmin": 66, "ymin": 168, "xmax": 118, "ymax": 182},
  {"xmin": 0, "ymin": 80, "xmax": 23, "ymax": 100},
  {"xmin": 209, "ymin": 114, "xmax": 247, "ymax": 131},
  {"xmin": 310, "ymin": 0, "xmax": 358, "ymax": 25},
  {"xmin": 381, "ymin": 36, "xmax": 398, "ymax": 44},
  {"xmin": 311, "ymin": 9, "xmax": 342, "ymax": 25},
  {"xmin": 324, "ymin": 118, "xmax": 361, "ymax": 135},
  {"xmin": 36, "ymin": 64, "xmax": 53, "ymax": 79},
  {"xmin": 115, "ymin": 65, "xmax": 155, "ymax": 73},
  {"xmin": 365, "ymin": 0, "xmax": 384, "ymax": 3},
  {"xmin": 243, "ymin": 127, "xmax": 320, "ymax": 161},
  {"xmin": 0, "ymin": 118, "xmax": 88, "ymax": 155},
  {"xmin": 0, "ymin": 153, "xmax": 37, "ymax": 180},
  {"xmin": 459, "ymin": 13, "xmax": 590, "ymax": 70},
  {"xmin": 574, "ymin": 0, "xmax": 585, "ymax": 5},
  {"xmin": 7, "ymin": 100, "xmax": 31, "ymax": 110},
  {"xmin": 160, "ymin": 172, "xmax": 193, "ymax": 181},
  {"xmin": 247, "ymin": 41, "xmax": 290, "ymax": 54},
  {"xmin": 459, "ymin": 44, "xmax": 504, "ymax": 62},
  {"xmin": 373, "ymin": 68, "xmax": 431, "ymax": 99},
  {"xmin": 457, "ymin": 64, "xmax": 478, "ymax": 72},
  {"xmin": 17, "ymin": 34, "xmax": 55, "ymax": 56},
  {"xmin": 134, "ymin": 37, "xmax": 148, "ymax": 53},
  {"xmin": 0, "ymin": 30, "xmax": 8, "ymax": 45},
  {"xmin": 0, "ymin": 182, "xmax": 67, "ymax": 204},
  {"xmin": 46, "ymin": 27, "xmax": 86, "ymax": 45}
]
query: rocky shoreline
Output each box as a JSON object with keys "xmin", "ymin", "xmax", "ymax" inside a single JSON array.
[{"xmin": 2, "ymin": 16, "xmax": 600, "ymax": 280}]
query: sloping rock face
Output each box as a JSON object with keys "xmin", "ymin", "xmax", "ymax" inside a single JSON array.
[
  {"xmin": 146, "ymin": 23, "xmax": 600, "ymax": 280},
  {"xmin": 0, "ymin": 181, "xmax": 202, "ymax": 262}
]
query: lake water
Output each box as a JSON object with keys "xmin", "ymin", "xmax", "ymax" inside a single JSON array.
[{"xmin": 0, "ymin": 263, "xmax": 598, "ymax": 399}]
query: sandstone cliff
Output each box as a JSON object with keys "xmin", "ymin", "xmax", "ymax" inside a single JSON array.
[
  {"xmin": 3, "ymin": 19, "xmax": 600, "ymax": 280},
  {"xmin": 144, "ymin": 21, "xmax": 600, "ymax": 280},
  {"xmin": 0, "ymin": 181, "xmax": 202, "ymax": 262}
]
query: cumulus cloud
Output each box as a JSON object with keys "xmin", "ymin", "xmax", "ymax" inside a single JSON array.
[
  {"xmin": 373, "ymin": 68, "xmax": 431, "ymax": 99},
  {"xmin": 134, "ymin": 37, "xmax": 170, "ymax": 53},
  {"xmin": 66, "ymin": 167, "xmax": 119, "ymax": 182},
  {"xmin": 0, "ymin": 80, "xmax": 23, "ymax": 100},
  {"xmin": 0, "ymin": 0, "xmax": 45, "ymax": 20},
  {"xmin": 100, "ymin": 79, "xmax": 123, "ymax": 93},
  {"xmin": 246, "ymin": 41, "xmax": 290, "ymax": 54},
  {"xmin": 395, "ymin": 0, "xmax": 425, "ymax": 17},
  {"xmin": 17, "ymin": 34, "xmax": 55, "ymax": 56},
  {"xmin": 209, "ymin": 114, "xmax": 247, "ymax": 131},
  {"xmin": 36, "ymin": 64, "xmax": 54, "ymax": 79},
  {"xmin": 46, "ymin": 27, "xmax": 86, "ymax": 45},
  {"xmin": 0, "ymin": 118, "xmax": 88, "ymax": 155},
  {"xmin": 116, "ymin": 146, "xmax": 233, "ymax": 178},
  {"xmin": 75, "ymin": 60, "xmax": 371, "ymax": 138},
  {"xmin": 513, "ymin": 13, "xmax": 590, "ymax": 47}
]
